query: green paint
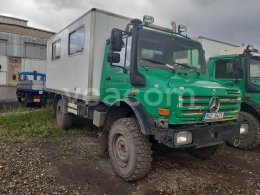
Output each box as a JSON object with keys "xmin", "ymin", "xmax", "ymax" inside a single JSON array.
[
  {"xmin": 100, "ymin": 28, "xmax": 241, "ymax": 125},
  {"xmin": 208, "ymin": 53, "xmax": 260, "ymax": 111}
]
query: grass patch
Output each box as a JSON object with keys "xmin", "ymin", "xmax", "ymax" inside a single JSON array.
[
  {"xmin": 0, "ymin": 107, "xmax": 99, "ymax": 141},
  {"xmin": 0, "ymin": 107, "xmax": 61, "ymax": 138}
]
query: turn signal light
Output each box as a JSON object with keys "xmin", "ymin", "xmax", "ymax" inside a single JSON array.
[{"xmin": 158, "ymin": 108, "xmax": 170, "ymax": 116}]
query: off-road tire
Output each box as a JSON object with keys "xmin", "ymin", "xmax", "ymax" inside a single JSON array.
[
  {"xmin": 188, "ymin": 145, "xmax": 220, "ymax": 160},
  {"xmin": 108, "ymin": 118, "xmax": 152, "ymax": 181},
  {"xmin": 236, "ymin": 112, "xmax": 260, "ymax": 150},
  {"xmin": 56, "ymin": 99, "xmax": 72, "ymax": 130},
  {"xmin": 24, "ymin": 93, "xmax": 30, "ymax": 107}
]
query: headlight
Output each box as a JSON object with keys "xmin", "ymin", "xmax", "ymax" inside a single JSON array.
[
  {"xmin": 240, "ymin": 124, "xmax": 249, "ymax": 135},
  {"xmin": 174, "ymin": 131, "xmax": 193, "ymax": 146}
]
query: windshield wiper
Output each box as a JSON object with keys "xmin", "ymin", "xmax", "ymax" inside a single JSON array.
[
  {"xmin": 172, "ymin": 61, "xmax": 201, "ymax": 75},
  {"xmin": 142, "ymin": 58, "xmax": 175, "ymax": 72}
]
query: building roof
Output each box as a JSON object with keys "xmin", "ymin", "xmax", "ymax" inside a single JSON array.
[
  {"xmin": 0, "ymin": 14, "xmax": 55, "ymax": 38},
  {"xmin": 0, "ymin": 22, "xmax": 55, "ymax": 38},
  {"xmin": 0, "ymin": 15, "xmax": 28, "ymax": 23}
]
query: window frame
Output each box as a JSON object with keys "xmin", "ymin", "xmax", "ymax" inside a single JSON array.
[
  {"xmin": 52, "ymin": 39, "xmax": 61, "ymax": 60},
  {"xmin": 68, "ymin": 26, "xmax": 85, "ymax": 56}
]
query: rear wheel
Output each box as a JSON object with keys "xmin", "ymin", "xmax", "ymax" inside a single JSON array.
[
  {"xmin": 188, "ymin": 145, "xmax": 220, "ymax": 160},
  {"xmin": 24, "ymin": 93, "xmax": 30, "ymax": 107},
  {"xmin": 108, "ymin": 118, "xmax": 152, "ymax": 181},
  {"xmin": 56, "ymin": 98, "xmax": 72, "ymax": 130}
]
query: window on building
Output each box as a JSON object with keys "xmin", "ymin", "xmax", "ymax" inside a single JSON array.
[
  {"xmin": 52, "ymin": 40, "xmax": 61, "ymax": 60},
  {"xmin": 69, "ymin": 27, "xmax": 85, "ymax": 55}
]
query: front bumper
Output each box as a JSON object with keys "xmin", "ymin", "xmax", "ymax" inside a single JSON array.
[{"xmin": 154, "ymin": 122, "xmax": 241, "ymax": 149}]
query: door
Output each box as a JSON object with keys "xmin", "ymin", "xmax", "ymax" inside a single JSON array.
[
  {"xmin": 101, "ymin": 36, "xmax": 132, "ymax": 104},
  {"xmin": 0, "ymin": 56, "xmax": 8, "ymax": 85},
  {"xmin": 8, "ymin": 57, "xmax": 21, "ymax": 86}
]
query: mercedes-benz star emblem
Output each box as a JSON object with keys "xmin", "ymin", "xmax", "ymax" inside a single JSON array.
[{"xmin": 209, "ymin": 97, "xmax": 220, "ymax": 113}]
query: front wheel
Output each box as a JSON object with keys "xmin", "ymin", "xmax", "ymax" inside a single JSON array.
[
  {"xmin": 187, "ymin": 145, "xmax": 220, "ymax": 160},
  {"xmin": 108, "ymin": 118, "xmax": 152, "ymax": 181},
  {"xmin": 235, "ymin": 112, "xmax": 260, "ymax": 150}
]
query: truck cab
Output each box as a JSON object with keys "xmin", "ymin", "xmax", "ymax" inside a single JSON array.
[
  {"xmin": 208, "ymin": 46, "xmax": 260, "ymax": 149},
  {"xmin": 16, "ymin": 71, "xmax": 48, "ymax": 106}
]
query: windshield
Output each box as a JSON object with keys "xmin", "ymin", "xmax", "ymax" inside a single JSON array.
[
  {"xmin": 250, "ymin": 57, "xmax": 260, "ymax": 80},
  {"xmin": 138, "ymin": 30, "xmax": 206, "ymax": 73}
]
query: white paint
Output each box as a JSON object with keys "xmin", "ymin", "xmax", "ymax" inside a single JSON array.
[
  {"xmin": 0, "ymin": 71, "xmax": 7, "ymax": 85},
  {"xmin": 196, "ymin": 36, "xmax": 239, "ymax": 62},
  {"xmin": 46, "ymin": 9, "xmax": 131, "ymax": 101}
]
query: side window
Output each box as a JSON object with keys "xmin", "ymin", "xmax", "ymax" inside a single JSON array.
[
  {"xmin": 215, "ymin": 60, "xmax": 242, "ymax": 79},
  {"xmin": 114, "ymin": 36, "xmax": 132, "ymax": 67},
  {"xmin": 52, "ymin": 40, "xmax": 61, "ymax": 60},
  {"xmin": 69, "ymin": 26, "xmax": 85, "ymax": 55}
]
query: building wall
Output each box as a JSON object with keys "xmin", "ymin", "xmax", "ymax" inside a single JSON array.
[
  {"xmin": 0, "ymin": 31, "xmax": 48, "ymax": 59},
  {"xmin": 0, "ymin": 22, "xmax": 54, "ymax": 86},
  {"xmin": 22, "ymin": 58, "xmax": 47, "ymax": 73}
]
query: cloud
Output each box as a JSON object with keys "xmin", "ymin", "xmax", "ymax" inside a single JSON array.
[{"xmin": 0, "ymin": 0, "xmax": 259, "ymax": 48}]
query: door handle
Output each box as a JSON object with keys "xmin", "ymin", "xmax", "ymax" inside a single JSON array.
[{"xmin": 106, "ymin": 76, "xmax": 111, "ymax": 81}]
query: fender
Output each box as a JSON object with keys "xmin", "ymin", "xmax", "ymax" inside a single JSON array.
[
  {"xmin": 242, "ymin": 100, "xmax": 260, "ymax": 117},
  {"xmin": 105, "ymin": 97, "xmax": 154, "ymax": 135}
]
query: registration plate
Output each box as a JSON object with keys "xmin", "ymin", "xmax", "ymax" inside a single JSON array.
[
  {"xmin": 203, "ymin": 112, "xmax": 224, "ymax": 122},
  {"xmin": 33, "ymin": 99, "xmax": 41, "ymax": 103}
]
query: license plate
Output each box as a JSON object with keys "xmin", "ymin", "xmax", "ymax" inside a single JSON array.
[
  {"xmin": 203, "ymin": 112, "xmax": 224, "ymax": 121},
  {"xmin": 33, "ymin": 99, "xmax": 41, "ymax": 103}
]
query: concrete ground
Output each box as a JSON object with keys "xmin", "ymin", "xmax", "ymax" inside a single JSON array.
[
  {"xmin": 0, "ymin": 86, "xmax": 18, "ymax": 110},
  {"xmin": 0, "ymin": 86, "xmax": 16, "ymax": 102}
]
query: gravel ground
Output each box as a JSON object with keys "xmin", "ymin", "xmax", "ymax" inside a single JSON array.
[{"xmin": 0, "ymin": 131, "xmax": 259, "ymax": 195}]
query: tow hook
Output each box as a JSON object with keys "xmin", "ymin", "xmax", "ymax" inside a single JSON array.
[{"xmin": 233, "ymin": 138, "xmax": 241, "ymax": 147}]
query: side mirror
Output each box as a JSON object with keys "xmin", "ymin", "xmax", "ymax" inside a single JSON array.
[
  {"xmin": 111, "ymin": 29, "xmax": 123, "ymax": 52},
  {"xmin": 107, "ymin": 52, "xmax": 120, "ymax": 64}
]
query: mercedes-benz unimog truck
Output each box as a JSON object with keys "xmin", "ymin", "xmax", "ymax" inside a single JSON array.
[
  {"xmin": 207, "ymin": 45, "xmax": 260, "ymax": 150},
  {"xmin": 46, "ymin": 9, "xmax": 242, "ymax": 181}
]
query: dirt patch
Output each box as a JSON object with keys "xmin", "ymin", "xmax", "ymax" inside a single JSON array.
[{"xmin": 0, "ymin": 132, "xmax": 260, "ymax": 195}]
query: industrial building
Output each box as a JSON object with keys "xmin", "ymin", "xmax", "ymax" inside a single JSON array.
[{"xmin": 0, "ymin": 15, "xmax": 54, "ymax": 86}]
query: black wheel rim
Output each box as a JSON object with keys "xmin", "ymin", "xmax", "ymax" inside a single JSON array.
[{"xmin": 112, "ymin": 133, "xmax": 129, "ymax": 168}]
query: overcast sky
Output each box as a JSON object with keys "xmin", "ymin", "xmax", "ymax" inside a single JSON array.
[{"xmin": 0, "ymin": 0, "xmax": 260, "ymax": 48}]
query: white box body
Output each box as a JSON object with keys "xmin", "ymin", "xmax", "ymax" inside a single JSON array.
[{"xmin": 46, "ymin": 9, "xmax": 131, "ymax": 101}]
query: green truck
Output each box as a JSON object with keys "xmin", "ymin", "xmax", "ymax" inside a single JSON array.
[
  {"xmin": 207, "ymin": 45, "xmax": 260, "ymax": 150},
  {"xmin": 46, "ymin": 9, "xmax": 242, "ymax": 181}
]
